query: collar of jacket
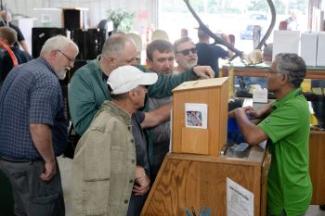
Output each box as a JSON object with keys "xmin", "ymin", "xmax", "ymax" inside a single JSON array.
[{"xmin": 101, "ymin": 100, "xmax": 131, "ymax": 124}]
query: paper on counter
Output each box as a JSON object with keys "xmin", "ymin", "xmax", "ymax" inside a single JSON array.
[{"xmin": 226, "ymin": 177, "xmax": 254, "ymax": 216}]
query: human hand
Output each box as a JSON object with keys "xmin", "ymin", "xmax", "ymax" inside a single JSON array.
[
  {"xmin": 192, "ymin": 66, "xmax": 214, "ymax": 79},
  {"xmin": 133, "ymin": 166, "xmax": 150, "ymax": 196},
  {"xmin": 243, "ymin": 106, "xmax": 262, "ymax": 119},
  {"xmin": 133, "ymin": 174, "xmax": 150, "ymax": 196},
  {"xmin": 40, "ymin": 159, "xmax": 57, "ymax": 181}
]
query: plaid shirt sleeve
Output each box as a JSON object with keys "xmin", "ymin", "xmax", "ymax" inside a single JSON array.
[{"xmin": 29, "ymin": 78, "xmax": 59, "ymax": 126}]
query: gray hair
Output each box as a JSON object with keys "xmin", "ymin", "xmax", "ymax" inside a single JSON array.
[
  {"xmin": 40, "ymin": 35, "xmax": 78, "ymax": 56},
  {"xmin": 101, "ymin": 34, "xmax": 133, "ymax": 57},
  {"xmin": 274, "ymin": 53, "xmax": 306, "ymax": 88},
  {"xmin": 173, "ymin": 37, "xmax": 193, "ymax": 53}
]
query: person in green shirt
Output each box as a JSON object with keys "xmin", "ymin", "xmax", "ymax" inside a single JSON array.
[
  {"xmin": 68, "ymin": 34, "xmax": 214, "ymax": 136},
  {"xmin": 229, "ymin": 53, "xmax": 312, "ymax": 216}
]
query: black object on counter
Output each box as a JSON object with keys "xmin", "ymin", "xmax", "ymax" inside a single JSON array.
[{"xmin": 70, "ymin": 28, "xmax": 106, "ymax": 60}]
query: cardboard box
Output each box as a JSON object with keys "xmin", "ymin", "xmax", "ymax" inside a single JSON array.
[
  {"xmin": 301, "ymin": 32, "xmax": 318, "ymax": 67},
  {"xmin": 172, "ymin": 77, "xmax": 228, "ymax": 156},
  {"xmin": 273, "ymin": 30, "xmax": 300, "ymax": 59},
  {"xmin": 317, "ymin": 32, "xmax": 325, "ymax": 66}
]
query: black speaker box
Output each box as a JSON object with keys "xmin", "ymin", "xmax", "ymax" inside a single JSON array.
[
  {"xmin": 70, "ymin": 28, "xmax": 106, "ymax": 60},
  {"xmin": 32, "ymin": 27, "xmax": 67, "ymax": 58},
  {"xmin": 63, "ymin": 9, "xmax": 81, "ymax": 31}
]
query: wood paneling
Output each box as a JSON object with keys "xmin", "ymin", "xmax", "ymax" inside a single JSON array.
[
  {"xmin": 142, "ymin": 152, "xmax": 269, "ymax": 216},
  {"xmin": 309, "ymin": 130, "xmax": 325, "ymax": 204}
]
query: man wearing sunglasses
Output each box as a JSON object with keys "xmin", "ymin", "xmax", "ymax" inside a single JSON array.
[{"xmin": 173, "ymin": 37, "xmax": 198, "ymax": 75}]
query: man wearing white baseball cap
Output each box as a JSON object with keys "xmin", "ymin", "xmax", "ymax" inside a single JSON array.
[{"xmin": 71, "ymin": 65, "xmax": 164, "ymax": 216}]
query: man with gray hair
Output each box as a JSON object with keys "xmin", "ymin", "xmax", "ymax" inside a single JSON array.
[
  {"xmin": 173, "ymin": 37, "xmax": 198, "ymax": 74},
  {"xmin": 229, "ymin": 53, "xmax": 312, "ymax": 215},
  {"xmin": 0, "ymin": 35, "xmax": 78, "ymax": 216}
]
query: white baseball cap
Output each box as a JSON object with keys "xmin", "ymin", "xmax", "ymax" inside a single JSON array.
[{"xmin": 107, "ymin": 65, "xmax": 158, "ymax": 95}]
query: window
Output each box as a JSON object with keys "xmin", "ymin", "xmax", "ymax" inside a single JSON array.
[{"xmin": 158, "ymin": 0, "xmax": 308, "ymax": 52}]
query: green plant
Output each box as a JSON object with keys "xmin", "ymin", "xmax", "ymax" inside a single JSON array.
[{"xmin": 106, "ymin": 9, "xmax": 135, "ymax": 32}]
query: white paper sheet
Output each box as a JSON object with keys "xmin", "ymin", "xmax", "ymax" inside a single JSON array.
[{"xmin": 226, "ymin": 178, "xmax": 254, "ymax": 216}]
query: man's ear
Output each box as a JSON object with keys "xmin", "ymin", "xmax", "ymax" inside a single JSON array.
[
  {"xmin": 49, "ymin": 50, "xmax": 58, "ymax": 60},
  {"xmin": 105, "ymin": 56, "xmax": 115, "ymax": 65},
  {"xmin": 129, "ymin": 89, "xmax": 138, "ymax": 97},
  {"xmin": 281, "ymin": 73, "xmax": 289, "ymax": 85},
  {"xmin": 128, "ymin": 90, "xmax": 137, "ymax": 103},
  {"xmin": 282, "ymin": 74, "xmax": 287, "ymax": 81}
]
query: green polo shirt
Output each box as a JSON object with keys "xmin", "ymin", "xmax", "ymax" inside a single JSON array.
[{"xmin": 258, "ymin": 88, "xmax": 312, "ymax": 216}]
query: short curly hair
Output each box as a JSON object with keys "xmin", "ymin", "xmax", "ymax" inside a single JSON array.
[{"xmin": 274, "ymin": 53, "xmax": 306, "ymax": 88}]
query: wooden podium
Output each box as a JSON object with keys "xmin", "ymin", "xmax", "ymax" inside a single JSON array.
[
  {"xmin": 141, "ymin": 78, "xmax": 270, "ymax": 216},
  {"xmin": 172, "ymin": 78, "xmax": 228, "ymax": 156}
]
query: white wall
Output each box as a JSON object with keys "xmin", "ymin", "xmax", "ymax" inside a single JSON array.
[{"xmin": 4, "ymin": 0, "xmax": 158, "ymax": 32}]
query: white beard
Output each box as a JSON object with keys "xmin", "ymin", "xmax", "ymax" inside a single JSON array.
[
  {"xmin": 56, "ymin": 70, "xmax": 67, "ymax": 80},
  {"xmin": 183, "ymin": 59, "xmax": 198, "ymax": 70}
]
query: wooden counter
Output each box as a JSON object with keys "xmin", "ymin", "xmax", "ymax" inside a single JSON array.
[
  {"xmin": 221, "ymin": 65, "xmax": 325, "ymax": 80},
  {"xmin": 141, "ymin": 146, "xmax": 270, "ymax": 216},
  {"xmin": 309, "ymin": 130, "xmax": 325, "ymax": 205}
]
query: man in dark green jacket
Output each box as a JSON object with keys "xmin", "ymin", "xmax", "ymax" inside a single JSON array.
[{"xmin": 68, "ymin": 34, "xmax": 214, "ymax": 135}]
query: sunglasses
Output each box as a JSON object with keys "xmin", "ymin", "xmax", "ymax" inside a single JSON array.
[{"xmin": 176, "ymin": 47, "xmax": 197, "ymax": 56}]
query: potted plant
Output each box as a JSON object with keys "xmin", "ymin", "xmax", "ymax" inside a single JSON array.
[{"xmin": 107, "ymin": 9, "xmax": 134, "ymax": 32}]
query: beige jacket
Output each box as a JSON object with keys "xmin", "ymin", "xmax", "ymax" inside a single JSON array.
[{"xmin": 71, "ymin": 101, "xmax": 136, "ymax": 216}]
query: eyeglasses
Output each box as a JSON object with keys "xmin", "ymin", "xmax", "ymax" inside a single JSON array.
[
  {"xmin": 176, "ymin": 47, "xmax": 197, "ymax": 56},
  {"xmin": 56, "ymin": 50, "xmax": 75, "ymax": 63}
]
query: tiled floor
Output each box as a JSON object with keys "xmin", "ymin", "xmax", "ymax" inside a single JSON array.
[{"xmin": 58, "ymin": 156, "xmax": 325, "ymax": 216}]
